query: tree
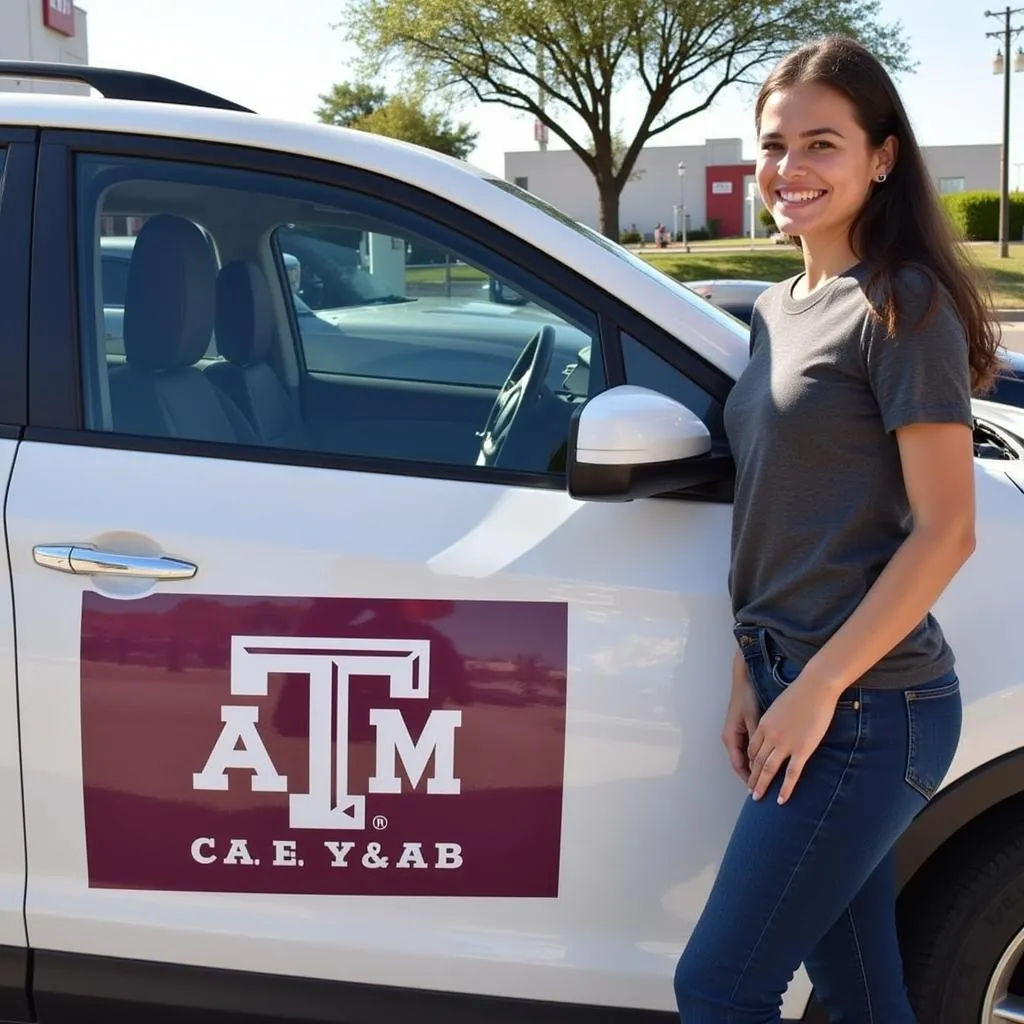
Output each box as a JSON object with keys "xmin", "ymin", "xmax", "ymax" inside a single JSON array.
[
  {"xmin": 316, "ymin": 82, "xmax": 390, "ymax": 128},
  {"xmin": 317, "ymin": 81, "xmax": 479, "ymax": 160},
  {"xmin": 587, "ymin": 129, "xmax": 645, "ymax": 184},
  {"xmin": 341, "ymin": 0, "xmax": 913, "ymax": 238}
]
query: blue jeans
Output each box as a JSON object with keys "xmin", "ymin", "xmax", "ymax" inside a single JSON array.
[{"xmin": 674, "ymin": 625, "xmax": 963, "ymax": 1023}]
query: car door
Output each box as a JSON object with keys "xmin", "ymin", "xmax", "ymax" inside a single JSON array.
[
  {"xmin": 6, "ymin": 129, "xmax": 775, "ymax": 1019},
  {"xmin": 0, "ymin": 129, "xmax": 34, "ymax": 1023}
]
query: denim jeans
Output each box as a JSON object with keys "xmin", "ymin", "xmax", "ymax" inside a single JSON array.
[{"xmin": 674, "ymin": 624, "xmax": 963, "ymax": 1023}]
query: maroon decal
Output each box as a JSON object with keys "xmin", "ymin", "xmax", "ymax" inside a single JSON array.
[{"xmin": 81, "ymin": 595, "xmax": 568, "ymax": 897}]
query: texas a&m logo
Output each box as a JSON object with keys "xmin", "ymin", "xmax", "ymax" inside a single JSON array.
[
  {"xmin": 194, "ymin": 637, "xmax": 460, "ymax": 828},
  {"xmin": 190, "ymin": 637, "xmax": 464, "ymax": 872},
  {"xmin": 81, "ymin": 594, "xmax": 568, "ymax": 897}
]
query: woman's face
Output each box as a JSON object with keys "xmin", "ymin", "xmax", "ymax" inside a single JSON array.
[{"xmin": 756, "ymin": 82, "xmax": 893, "ymax": 246}]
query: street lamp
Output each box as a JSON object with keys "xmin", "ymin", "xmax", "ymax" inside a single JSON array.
[
  {"xmin": 677, "ymin": 161, "xmax": 689, "ymax": 253},
  {"xmin": 986, "ymin": 7, "xmax": 1024, "ymax": 257}
]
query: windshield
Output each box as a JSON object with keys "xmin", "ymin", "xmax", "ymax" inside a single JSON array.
[{"xmin": 487, "ymin": 179, "xmax": 750, "ymax": 343}]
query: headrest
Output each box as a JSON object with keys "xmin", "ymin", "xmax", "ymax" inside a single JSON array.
[
  {"xmin": 215, "ymin": 261, "xmax": 276, "ymax": 366},
  {"xmin": 122, "ymin": 215, "xmax": 217, "ymax": 372}
]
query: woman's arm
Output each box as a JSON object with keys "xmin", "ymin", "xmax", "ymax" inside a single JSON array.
[{"xmin": 804, "ymin": 420, "xmax": 976, "ymax": 696}]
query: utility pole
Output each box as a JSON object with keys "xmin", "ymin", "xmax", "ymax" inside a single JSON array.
[
  {"xmin": 985, "ymin": 7, "xmax": 1024, "ymax": 257},
  {"xmin": 535, "ymin": 47, "xmax": 548, "ymax": 152},
  {"xmin": 677, "ymin": 162, "xmax": 689, "ymax": 252}
]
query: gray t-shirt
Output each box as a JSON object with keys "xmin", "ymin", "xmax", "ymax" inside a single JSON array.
[{"xmin": 723, "ymin": 263, "xmax": 973, "ymax": 689}]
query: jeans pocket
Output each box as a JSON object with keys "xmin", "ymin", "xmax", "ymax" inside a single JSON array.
[
  {"xmin": 904, "ymin": 674, "xmax": 963, "ymax": 800},
  {"xmin": 770, "ymin": 653, "xmax": 801, "ymax": 690}
]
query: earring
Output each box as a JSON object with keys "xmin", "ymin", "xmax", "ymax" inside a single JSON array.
[{"xmin": 876, "ymin": 172, "xmax": 888, "ymax": 183}]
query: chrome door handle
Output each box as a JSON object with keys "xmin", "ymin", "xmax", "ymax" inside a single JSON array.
[{"xmin": 33, "ymin": 545, "xmax": 197, "ymax": 580}]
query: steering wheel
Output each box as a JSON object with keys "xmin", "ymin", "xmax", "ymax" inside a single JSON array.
[{"xmin": 477, "ymin": 325, "xmax": 556, "ymax": 468}]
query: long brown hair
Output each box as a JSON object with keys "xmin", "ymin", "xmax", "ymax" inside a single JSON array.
[{"xmin": 756, "ymin": 36, "xmax": 1001, "ymax": 395}]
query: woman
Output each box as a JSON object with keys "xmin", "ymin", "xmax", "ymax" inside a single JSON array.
[{"xmin": 674, "ymin": 36, "xmax": 1000, "ymax": 1024}]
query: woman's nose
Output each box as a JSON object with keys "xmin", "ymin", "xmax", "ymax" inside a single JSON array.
[{"xmin": 776, "ymin": 150, "xmax": 806, "ymax": 179}]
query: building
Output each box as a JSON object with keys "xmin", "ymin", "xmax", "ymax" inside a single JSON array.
[
  {"xmin": 505, "ymin": 139, "xmax": 1001, "ymax": 239},
  {"xmin": 0, "ymin": 0, "xmax": 89, "ymax": 95}
]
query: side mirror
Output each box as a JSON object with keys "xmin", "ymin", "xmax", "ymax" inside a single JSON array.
[
  {"xmin": 567, "ymin": 385, "xmax": 724, "ymax": 501},
  {"xmin": 282, "ymin": 252, "xmax": 302, "ymax": 293}
]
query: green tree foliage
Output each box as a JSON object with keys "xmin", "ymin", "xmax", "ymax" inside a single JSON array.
[
  {"xmin": 759, "ymin": 206, "xmax": 778, "ymax": 232},
  {"xmin": 341, "ymin": 0, "xmax": 913, "ymax": 237},
  {"xmin": 317, "ymin": 82, "xmax": 478, "ymax": 160}
]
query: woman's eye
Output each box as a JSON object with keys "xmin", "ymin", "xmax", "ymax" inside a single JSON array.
[
  {"xmin": 760, "ymin": 142, "xmax": 782, "ymax": 152},
  {"xmin": 809, "ymin": 140, "xmax": 834, "ymax": 150}
]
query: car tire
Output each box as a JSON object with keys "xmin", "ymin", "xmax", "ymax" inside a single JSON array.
[{"xmin": 899, "ymin": 799, "xmax": 1024, "ymax": 1024}]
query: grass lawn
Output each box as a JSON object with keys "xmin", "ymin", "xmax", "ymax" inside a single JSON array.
[
  {"xmin": 406, "ymin": 264, "xmax": 487, "ymax": 285},
  {"xmin": 643, "ymin": 236, "xmax": 779, "ymax": 249},
  {"xmin": 971, "ymin": 245, "xmax": 1024, "ymax": 309},
  {"xmin": 640, "ymin": 242, "xmax": 1024, "ymax": 309},
  {"xmin": 641, "ymin": 247, "xmax": 804, "ymax": 285}
]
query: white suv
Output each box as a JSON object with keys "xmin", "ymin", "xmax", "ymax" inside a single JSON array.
[{"xmin": 0, "ymin": 60, "xmax": 1021, "ymax": 1024}]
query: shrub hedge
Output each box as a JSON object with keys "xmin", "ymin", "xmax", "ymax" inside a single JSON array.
[{"xmin": 940, "ymin": 190, "xmax": 1024, "ymax": 241}]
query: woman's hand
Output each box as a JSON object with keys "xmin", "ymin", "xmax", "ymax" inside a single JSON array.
[
  {"xmin": 747, "ymin": 678, "xmax": 839, "ymax": 804},
  {"xmin": 722, "ymin": 651, "xmax": 761, "ymax": 784}
]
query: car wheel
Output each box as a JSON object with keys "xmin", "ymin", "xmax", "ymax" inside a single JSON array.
[{"xmin": 900, "ymin": 801, "xmax": 1024, "ymax": 1023}]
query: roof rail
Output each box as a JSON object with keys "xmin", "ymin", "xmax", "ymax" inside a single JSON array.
[{"xmin": 0, "ymin": 61, "xmax": 254, "ymax": 113}]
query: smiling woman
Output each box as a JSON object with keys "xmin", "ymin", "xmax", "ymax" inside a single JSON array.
[
  {"xmin": 672, "ymin": 36, "xmax": 997, "ymax": 1024},
  {"xmin": 754, "ymin": 39, "xmax": 1001, "ymax": 395}
]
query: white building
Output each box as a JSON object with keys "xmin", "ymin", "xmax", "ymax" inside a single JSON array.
[
  {"xmin": 506, "ymin": 140, "xmax": 1002, "ymax": 239},
  {"xmin": 0, "ymin": 0, "xmax": 89, "ymax": 95}
]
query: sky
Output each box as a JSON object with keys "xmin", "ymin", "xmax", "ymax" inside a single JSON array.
[{"xmin": 77, "ymin": 0, "xmax": 1024, "ymax": 184}]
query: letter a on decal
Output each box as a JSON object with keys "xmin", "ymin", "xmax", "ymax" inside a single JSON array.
[{"xmin": 193, "ymin": 705, "xmax": 288, "ymax": 792}]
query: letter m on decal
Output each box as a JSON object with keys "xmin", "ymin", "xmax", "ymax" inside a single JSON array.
[{"xmin": 368, "ymin": 708, "xmax": 462, "ymax": 794}]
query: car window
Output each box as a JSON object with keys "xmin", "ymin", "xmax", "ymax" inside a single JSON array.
[
  {"xmin": 74, "ymin": 154, "xmax": 604, "ymax": 478},
  {"xmin": 274, "ymin": 223, "xmax": 583, "ymax": 390}
]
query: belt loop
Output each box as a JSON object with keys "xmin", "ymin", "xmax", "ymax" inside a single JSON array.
[{"xmin": 733, "ymin": 623, "xmax": 759, "ymax": 652}]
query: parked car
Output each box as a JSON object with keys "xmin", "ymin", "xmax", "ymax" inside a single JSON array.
[
  {"xmin": 686, "ymin": 278, "xmax": 772, "ymax": 325},
  {"xmin": 0, "ymin": 60, "xmax": 1022, "ymax": 1024}
]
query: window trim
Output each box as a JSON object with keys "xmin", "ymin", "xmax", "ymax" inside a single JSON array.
[
  {"xmin": 22, "ymin": 426, "xmax": 576, "ymax": 491},
  {"xmin": 30, "ymin": 128, "xmax": 732, "ymax": 488},
  {"xmin": 0, "ymin": 130, "xmax": 39, "ymax": 430}
]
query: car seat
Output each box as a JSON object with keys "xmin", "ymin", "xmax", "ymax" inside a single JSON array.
[
  {"xmin": 107, "ymin": 214, "xmax": 256, "ymax": 444},
  {"xmin": 205, "ymin": 260, "xmax": 309, "ymax": 449}
]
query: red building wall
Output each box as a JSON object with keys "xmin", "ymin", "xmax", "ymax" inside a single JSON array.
[
  {"xmin": 705, "ymin": 164, "xmax": 755, "ymax": 237},
  {"xmin": 43, "ymin": 0, "xmax": 76, "ymax": 36}
]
